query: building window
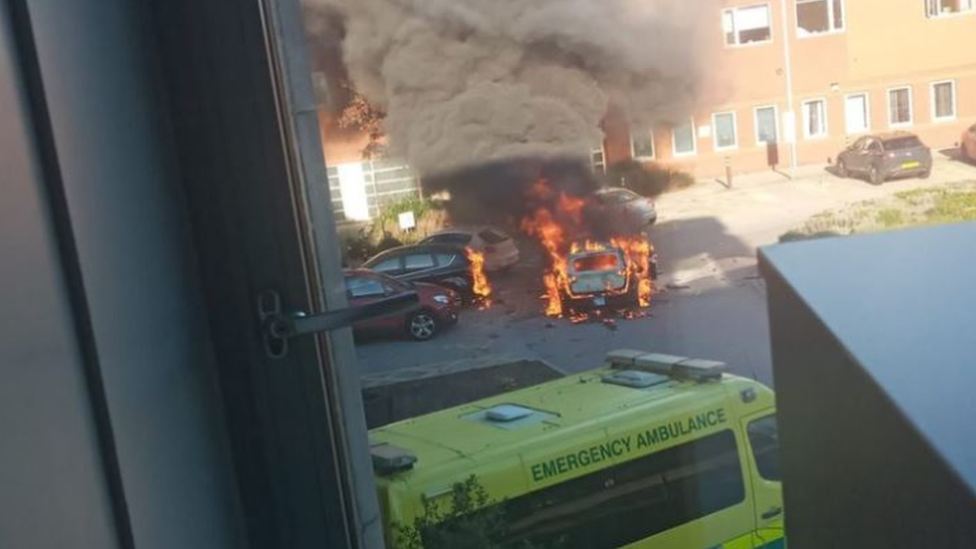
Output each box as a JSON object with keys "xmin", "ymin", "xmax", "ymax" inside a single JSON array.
[
  {"xmin": 672, "ymin": 119, "xmax": 697, "ymax": 156},
  {"xmin": 591, "ymin": 146, "xmax": 606, "ymax": 174},
  {"xmin": 712, "ymin": 112, "xmax": 738, "ymax": 150},
  {"xmin": 844, "ymin": 93, "xmax": 870, "ymax": 134},
  {"xmin": 888, "ymin": 87, "xmax": 913, "ymax": 127},
  {"xmin": 755, "ymin": 105, "xmax": 779, "ymax": 145},
  {"xmin": 630, "ymin": 130, "xmax": 655, "ymax": 160},
  {"xmin": 796, "ymin": 0, "xmax": 845, "ymax": 36},
  {"xmin": 925, "ymin": 0, "xmax": 975, "ymax": 17},
  {"xmin": 931, "ymin": 81, "xmax": 957, "ymax": 121},
  {"xmin": 802, "ymin": 99, "xmax": 828, "ymax": 138},
  {"xmin": 723, "ymin": 4, "xmax": 773, "ymax": 46}
]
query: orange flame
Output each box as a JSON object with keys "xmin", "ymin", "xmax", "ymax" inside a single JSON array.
[{"xmin": 466, "ymin": 247, "xmax": 492, "ymax": 306}]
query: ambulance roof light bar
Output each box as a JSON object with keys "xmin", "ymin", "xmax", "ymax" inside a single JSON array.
[{"xmin": 606, "ymin": 349, "xmax": 727, "ymax": 382}]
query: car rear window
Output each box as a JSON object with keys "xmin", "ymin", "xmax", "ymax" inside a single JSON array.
[
  {"xmin": 884, "ymin": 136, "xmax": 923, "ymax": 150},
  {"xmin": 478, "ymin": 229, "xmax": 510, "ymax": 244},
  {"xmin": 426, "ymin": 233, "xmax": 472, "ymax": 245},
  {"xmin": 572, "ymin": 253, "xmax": 620, "ymax": 272}
]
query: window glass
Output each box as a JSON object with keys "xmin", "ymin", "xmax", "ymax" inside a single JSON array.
[
  {"xmin": 478, "ymin": 229, "xmax": 510, "ymax": 244},
  {"xmin": 888, "ymin": 87, "xmax": 913, "ymax": 126},
  {"xmin": 490, "ymin": 430, "xmax": 745, "ymax": 548},
  {"xmin": 723, "ymin": 5, "xmax": 772, "ymax": 46},
  {"xmin": 755, "ymin": 106, "xmax": 778, "ymax": 144},
  {"xmin": 434, "ymin": 253, "xmax": 457, "ymax": 266},
  {"xmin": 426, "ymin": 233, "xmax": 473, "ymax": 246},
  {"xmin": 885, "ymin": 136, "xmax": 923, "ymax": 150},
  {"xmin": 713, "ymin": 112, "xmax": 737, "ymax": 150},
  {"xmin": 802, "ymin": 99, "xmax": 827, "ymax": 138},
  {"xmin": 933, "ymin": 81, "xmax": 956, "ymax": 120},
  {"xmin": 748, "ymin": 415, "xmax": 781, "ymax": 481},
  {"xmin": 345, "ymin": 276, "xmax": 386, "ymax": 298},
  {"xmin": 926, "ymin": 0, "xmax": 975, "ymax": 18},
  {"xmin": 631, "ymin": 130, "xmax": 655, "ymax": 159},
  {"xmin": 404, "ymin": 253, "xmax": 436, "ymax": 269},
  {"xmin": 590, "ymin": 147, "xmax": 606, "ymax": 174},
  {"xmin": 672, "ymin": 119, "xmax": 696, "ymax": 156},
  {"xmin": 797, "ymin": 0, "xmax": 844, "ymax": 36},
  {"xmin": 369, "ymin": 257, "xmax": 401, "ymax": 273}
]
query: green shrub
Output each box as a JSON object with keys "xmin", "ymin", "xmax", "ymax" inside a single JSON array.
[{"xmin": 605, "ymin": 160, "xmax": 695, "ymax": 197}]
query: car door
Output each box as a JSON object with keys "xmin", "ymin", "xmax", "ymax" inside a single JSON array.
[
  {"xmin": 400, "ymin": 252, "xmax": 438, "ymax": 282},
  {"xmin": 344, "ymin": 275, "xmax": 400, "ymax": 330},
  {"xmin": 847, "ymin": 137, "xmax": 871, "ymax": 172},
  {"xmin": 741, "ymin": 412, "xmax": 785, "ymax": 549}
]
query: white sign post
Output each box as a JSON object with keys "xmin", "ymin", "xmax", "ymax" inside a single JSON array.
[{"xmin": 398, "ymin": 211, "xmax": 416, "ymax": 231}]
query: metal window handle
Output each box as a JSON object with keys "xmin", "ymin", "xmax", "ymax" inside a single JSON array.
[
  {"xmin": 761, "ymin": 506, "xmax": 783, "ymax": 520},
  {"xmin": 258, "ymin": 289, "xmax": 419, "ymax": 359}
]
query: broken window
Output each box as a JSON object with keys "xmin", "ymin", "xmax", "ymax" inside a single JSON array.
[
  {"xmin": 630, "ymin": 130, "xmax": 655, "ymax": 160},
  {"xmin": 926, "ymin": 0, "xmax": 975, "ymax": 17},
  {"xmin": 797, "ymin": 0, "xmax": 845, "ymax": 35},
  {"xmin": 932, "ymin": 81, "xmax": 956, "ymax": 121},
  {"xmin": 672, "ymin": 119, "xmax": 697, "ymax": 156},
  {"xmin": 713, "ymin": 112, "xmax": 738, "ymax": 150},
  {"xmin": 802, "ymin": 99, "xmax": 828, "ymax": 138},
  {"xmin": 723, "ymin": 4, "xmax": 773, "ymax": 46},
  {"xmin": 888, "ymin": 87, "xmax": 913, "ymax": 127}
]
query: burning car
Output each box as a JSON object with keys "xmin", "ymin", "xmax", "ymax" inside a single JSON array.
[{"xmin": 559, "ymin": 240, "xmax": 656, "ymax": 313}]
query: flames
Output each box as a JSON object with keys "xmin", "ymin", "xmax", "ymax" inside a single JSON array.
[
  {"xmin": 520, "ymin": 179, "xmax": 654, "ymax": 319},
  {"xmin": 466, "ymin": 247, "xmax": 492, "ymax": 307}
]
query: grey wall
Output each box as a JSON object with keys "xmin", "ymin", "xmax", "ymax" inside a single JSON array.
[
  {"xmin": 1, "ymin": 0, "xmax": 247, "ymax": 547},
  {"xmin": 0, "ymin": 5, "xmax": 120, "ymax": 547}
]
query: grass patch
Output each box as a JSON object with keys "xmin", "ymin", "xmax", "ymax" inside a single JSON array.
[{"xmin": 781, "ymin": 181, "xmax": 976, "ymax": 242}]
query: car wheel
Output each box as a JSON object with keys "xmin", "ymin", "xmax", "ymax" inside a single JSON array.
[
  {"xmin": 837, "ymin": 159, "xmax": 848, "ymax": 178},
  {"xmin": 869, "ymin": 165, "xmax": 884, "ymax": 185},
  {"xmin": 407, "ymin": 310, "xmax": 437, "ymax": 341},
  {"xmin": 920, "ymin": 169, "xmax": 931, "ymax": 179}
]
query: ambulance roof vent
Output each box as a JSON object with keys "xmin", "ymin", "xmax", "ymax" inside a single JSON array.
[
  {"xmin": 370, "ymin": 442, "xmax": 417, "ymax": 476},
  {"xmin": 486, "ymin": 404, "xmax": 534, "ymax": 422},
  {"xmin": 602, "ymin": 370, "xmax": 669, "ymax": 389},
  {"xmin": 606, "ymin": 349, "xmax": 728, "ymax": 382}
]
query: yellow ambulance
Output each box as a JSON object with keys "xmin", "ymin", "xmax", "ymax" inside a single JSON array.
[{"xmin": 369, "ymin": 349, "xmax": 784, "ymax": 548}]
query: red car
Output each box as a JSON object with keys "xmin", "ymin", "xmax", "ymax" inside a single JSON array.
[
  {"xmin": 961, "ymin": 122, "xmax": 976, "ymax": 164},
  {"xmin": 343, "ymin": 269, "xmax": 460, "ymax": 341}
]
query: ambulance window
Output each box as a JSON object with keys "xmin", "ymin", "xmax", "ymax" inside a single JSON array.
[
  {"xmin": 747, "ymin": 415, "xmax": 781, "ymax": 481},
  {"xmin": 501, "ymin": 430, "xmax": 745, "ymax": 548}
]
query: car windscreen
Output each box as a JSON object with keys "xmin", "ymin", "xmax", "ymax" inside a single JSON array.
[
  {"xmin": 572, "ymin": 253, "xmax": 620, "ymax": 272},
  {"xmin": 478, "ymin": 229, "xmax": 510, "ymax": 244},
  {"xmin": 884, "ymin": 136, "xmax": 923, "ymax": 150},
  {"xmin": 425, "ymin": 233, "xmax": 473, "ymax": 245}
]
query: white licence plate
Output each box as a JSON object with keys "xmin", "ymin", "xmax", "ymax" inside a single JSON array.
[{"xmin": 592, "ymin": 296, "xmax": 607, "ymax": 306}]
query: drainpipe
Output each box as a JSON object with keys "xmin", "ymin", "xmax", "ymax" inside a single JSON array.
[{"xmin": 780, "ymin": 0, "xmax": 798, "ymax": 177}]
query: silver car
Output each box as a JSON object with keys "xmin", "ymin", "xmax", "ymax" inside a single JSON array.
[{"xmin": 586, "ymin": 188, "xmax": 657, "ymax": 234}]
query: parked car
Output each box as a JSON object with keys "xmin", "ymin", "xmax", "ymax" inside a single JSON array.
[
  {"xmin": 421, "ymin": 226, "xmax": 519, "ymax": 272},
  {"xmin": 361, "ymin": 243, "xmax": 475, "ymax": 300},
  {"xmin": 585, "ymin": 187, "xmax": 657, "ymax": 235},
  {"xmin": 961, "ymin": 122, "xmax": 976, "ymax": 163},
  {"xmin": 836, "ymin": 132, "xmax": 932, "ymax": 185},
  {"xmin": 344, "ymin": 270, "xmax": 459, "ymax": 341}
]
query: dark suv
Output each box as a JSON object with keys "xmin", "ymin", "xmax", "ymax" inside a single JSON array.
[
  {"xmin": 835, "ymin": 132, "xmax": 932, "ymax": 185},
  {"xmin": 362, "ymin": 243, "xmax": 475, "ymax": 300}
]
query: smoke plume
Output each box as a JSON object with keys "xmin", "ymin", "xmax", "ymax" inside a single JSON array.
[{"xmin": 304, "ymin": 0, "xmax": 721, "ymax": 176}]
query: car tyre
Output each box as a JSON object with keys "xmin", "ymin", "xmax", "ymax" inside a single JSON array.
[
  {"xmin": 836, "ymin": 159, "xmax": 848, "ymax": 178},
  {"xmin": 869, "ymin": 165, "xmax": 884, "ymax": 186},
  {"xmin": 407, "ymin": 310, "xmax": 438, "ymax": 341},
  {"xmin": 920, "ymin": 169, "xmax": 931, "ymax": 179}
]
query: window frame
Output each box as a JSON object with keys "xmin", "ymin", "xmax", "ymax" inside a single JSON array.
[
  {"xmin": 630, "ymin": 129, "xmax": 656, "ymax": 161},
  {"xmin": 754, "ymin": 104, "xmax": 780, "ymax": 146},
  {"xmin": 844, "ymin": 92, "xmax": 871, "ymax": 135},
  {"xmin": 747, "ymin": 415, "xmax": 782, "ymax": 482},
  {"xmin": 671, "ymin": 118, "xmax": 698, "ymax": 157},
  {"xmin": 801, "ymin": 97, "xmax": 829, "ymax": 139},
  {"xmin": 925, "ymin": 0, "xmax": 975, "ymax": 18},
  {"xmin": 590, "ymin": 145, "xmax": 607, "ymax": 174},
  {"xmin": 711, "ymin": 111, "xmax": 739, "ymax": 151},
  {"xmin": 722, "ymin": 3, "xmax": 774, "ymax": 48},
  {"xmin": 887, "ymin": 86, "xmax": 914, "ymax": 128},
  {"xmin": 930, "ymin": 80, "xmax": 957, "ymax": 122},
  {"xmin": 795, "ymin": 0, "xmax": 847, "ymax": 37}
]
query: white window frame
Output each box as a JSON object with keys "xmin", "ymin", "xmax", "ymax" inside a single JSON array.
[
  {"xmin": 796, "ymin": 0, "xmax": 846, "ymax": 37},
  {"xmin": 629, "ymin": 130, "xmax": 656, "ymax": 161},
  {"xmin": 722, "ymin": 3, "xmax": 774, "ymax": 47},
  {"xmin": 844, "ymin": 92, "xmax": 871, "ymax": 135},
  {"xmin": 590, "ymin": 145, "xmax": 606, "ymax": 174},
  {"xmin": 925, "ymin": 0, "xmax": 975, "ymax": 18},
  {"xmin": 711, "ymin": 111, "xmax": 739, "ymax": 151},
  {"xmin": 930, "ymin": 80, "xmax": 957, "ymax": 122},
  {"xmin": 754, "ymin": 105, "xmax": 780, "ymax": 146},
  {"xmin": 887, "ymin": 86, "xmax": 914, "ymax": 128},
  {"xmin": 801, "ymin": 98, "xmax": 829, "ymax": 139},
  {"xmin": 672, "ymin": 118, "xmax": 698, "ymax": 157}
]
